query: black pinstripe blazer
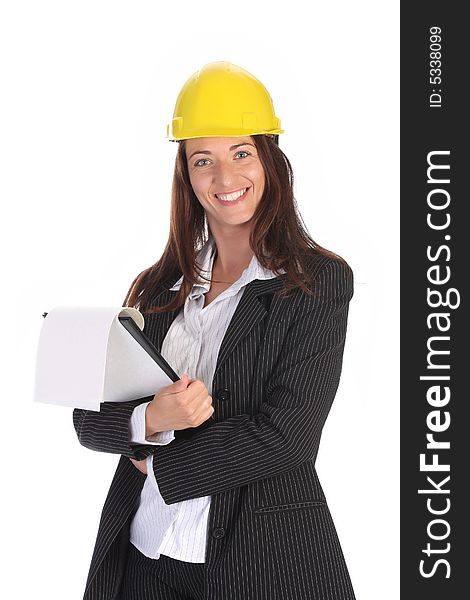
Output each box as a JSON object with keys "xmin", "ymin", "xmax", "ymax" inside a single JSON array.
[{"xmin": 73, "ymin": 253, "xmax": 356, "ymax": 600}]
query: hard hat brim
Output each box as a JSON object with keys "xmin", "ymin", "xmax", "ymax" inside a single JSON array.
[{"xmin": 166, "ymin": 128, "xmax": 284, "ymax": 141}]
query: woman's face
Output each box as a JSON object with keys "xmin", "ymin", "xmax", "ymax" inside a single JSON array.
[{"xmin": 185, "ymin": 136, "xmax": 265, "ymax": 231}]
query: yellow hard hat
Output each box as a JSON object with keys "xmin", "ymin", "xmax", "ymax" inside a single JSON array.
[{"xmin": 167, "ymin": 61, "xmax": 284, "ymax": 141}]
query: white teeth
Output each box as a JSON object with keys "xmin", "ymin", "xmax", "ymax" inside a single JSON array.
[{"xmin": 217, "ymin": 188, "xmax": 247, "ymax": 202}]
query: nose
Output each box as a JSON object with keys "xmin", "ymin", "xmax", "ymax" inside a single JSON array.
[{"xmin": 212, "ymin": 160, "xmax": 237, "ymax": 190}]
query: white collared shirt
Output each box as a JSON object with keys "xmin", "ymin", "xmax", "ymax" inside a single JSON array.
[{"xmin": 128, "ymin": 235, "xmax": 282, "ymax": 563}]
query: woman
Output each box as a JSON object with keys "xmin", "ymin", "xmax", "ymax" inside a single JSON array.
[{"xmin": 73, "ymin": 61, "xmax": 356, "ymax": 600}]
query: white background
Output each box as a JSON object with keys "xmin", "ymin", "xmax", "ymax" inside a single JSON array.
[{"xmin": 0, "ymin": 1, "xmax": 399, "ymax": 598}]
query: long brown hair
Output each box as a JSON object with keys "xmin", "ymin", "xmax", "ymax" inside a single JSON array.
[{"xmin": 123, "ymin": 134, "xmax": 342, "ymax": 315}]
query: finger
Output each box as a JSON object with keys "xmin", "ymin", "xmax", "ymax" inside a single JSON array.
[
  {"xmin": 156, "ymin": 379, "xmax": 189, "ymax": 402},
  {"xmin": 185, "ymin": 388, "xmax": 210, "ymax": 414},
  {"xmin": 188, "ymin": 395, "xmax": 213, "ymax": 424}
]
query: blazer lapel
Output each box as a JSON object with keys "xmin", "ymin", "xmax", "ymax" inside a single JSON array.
[
  {"xmin": 149, "ymin": 276, "xmax": 286, "ymax": 379},
  {"xmin": 214, "ymin": 276, "xmax": 285, "ymax": 378}
]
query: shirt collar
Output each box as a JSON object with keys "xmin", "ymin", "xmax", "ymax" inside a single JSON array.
[{"xmin": 168, "ymin": 235, "xmax": 283, "ymax": 296}]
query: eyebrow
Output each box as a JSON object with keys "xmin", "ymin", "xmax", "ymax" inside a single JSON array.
[{"xmin": 188, "ymin": 143, "xmax": 255, "ymax": 161}]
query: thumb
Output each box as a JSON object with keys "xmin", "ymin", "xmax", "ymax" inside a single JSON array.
[
  {"xmin": 176, "ymin": 374, "xmax": 189, "ymax": 388},
  {"xmin": 160, "ymin": 374, "xmax": 188, "ymax": 396}
]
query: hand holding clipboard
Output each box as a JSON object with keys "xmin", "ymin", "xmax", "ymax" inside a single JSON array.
[{"xmin": 35, "ymin": 306, "xmax": 214, "ymax": 424}]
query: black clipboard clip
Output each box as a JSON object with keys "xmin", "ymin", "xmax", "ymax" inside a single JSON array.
[{"xmin": 118, "ymin": 316, "xmax": 179, "ymax": 383}]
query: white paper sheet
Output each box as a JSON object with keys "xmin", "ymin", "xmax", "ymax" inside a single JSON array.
[{"xmin": 34, "ymin": 306, "xmax": 175, "ymax": 411}]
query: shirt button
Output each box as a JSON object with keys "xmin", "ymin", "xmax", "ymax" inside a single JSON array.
[
  {"xmin": 212, "ymin": 528, "xmax": 226, "ymax": 539},
  {"xmin": 216, "ymin": 388, "xmax": 231, "ymax": 402}
]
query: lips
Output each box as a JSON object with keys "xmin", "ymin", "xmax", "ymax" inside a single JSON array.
[{"xmin": 215, "ymin": 187, "xmax": 250, "ymax": 205}]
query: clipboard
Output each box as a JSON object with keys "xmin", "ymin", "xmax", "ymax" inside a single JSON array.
[
  {"xmin": 36, "ymin": 308, "xmax": 181, "ymax": 410},
  {"xmin": 42, "ymin": 310, "xmax": 180, "ymax": 383}
]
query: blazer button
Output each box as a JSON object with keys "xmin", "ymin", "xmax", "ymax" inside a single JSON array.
[
  {"xmin": 216, "ymin": 388, "xmax": 230, "ymax": 402},
  {"xmin": 212, "ymin": 528, "xmax": 226, "ymax": 539}
]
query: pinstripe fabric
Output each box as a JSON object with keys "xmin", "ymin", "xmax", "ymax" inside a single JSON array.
[
  {"xmin": 73, "ymin": 251, "xmax": 357, "ymax": 599},
  {"xmin": 121, "ymin": 542, "xmax": 205, "ymax": 599},
  {"xmin": 128, "ymin": 235, "xmax": 281, "ymax": 563}
]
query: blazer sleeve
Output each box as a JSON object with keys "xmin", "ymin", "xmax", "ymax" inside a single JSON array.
[
  {"xmin": 151, "ymin": 257, "xmax": 354, "ymax": 505},
  {"xmin": 72, "ymin": 396, "xmax": 161, "ymax": 458}
]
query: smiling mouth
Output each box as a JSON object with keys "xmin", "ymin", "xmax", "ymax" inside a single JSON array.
[{"xmin": 215, "ymin": 187, "xmax": 249, "ymax": 202}]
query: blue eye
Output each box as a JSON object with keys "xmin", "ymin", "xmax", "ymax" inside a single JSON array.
[
  {"xmin": 193, "ymin": 150, "xmax": 250, "ymax": 167},
  {"xmin": 194, "ymin": 158, "xmax": 210, "ymax": 167}
]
